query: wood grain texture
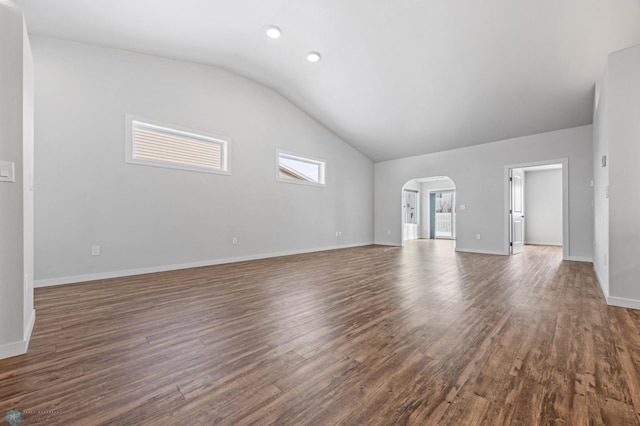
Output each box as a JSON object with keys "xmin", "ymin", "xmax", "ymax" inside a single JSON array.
[{"xmin": 1, "ymin": 240, "xmax": 639, "ymax": 425}]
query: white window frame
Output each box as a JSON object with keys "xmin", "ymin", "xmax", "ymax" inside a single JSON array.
[
  {"xmin": 403, "ymin": 189, "xmax": 419, "ymax": 225},
  {"xmin": 276, "ymin": 150, "xmax": 326, "ymax": 187},
  {"xmin": 125, "ymin": 114, "xmax": 231, "ymax": 175}
]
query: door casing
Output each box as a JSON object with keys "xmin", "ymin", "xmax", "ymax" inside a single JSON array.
[{"xmin": 504, "ymin": 159, "xmax": 569, "ymax": 259}]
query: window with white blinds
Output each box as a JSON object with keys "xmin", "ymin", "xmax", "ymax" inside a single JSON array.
[{"xmin": 125, "ymin": 116, "xmax": 229, "ymax": 175}]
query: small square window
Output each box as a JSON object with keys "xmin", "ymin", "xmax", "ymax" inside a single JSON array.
[
  {"xmin": 126, "ymin": 115, "xmax": 230, "ymax": 175},
  {"xmin": 276, "ymin": 151, "xmax": 326, "ymax": 186}
]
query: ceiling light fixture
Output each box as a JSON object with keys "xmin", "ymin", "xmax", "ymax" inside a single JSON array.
[
  {"xmin": 266, "ymin": 26, "xmax": 282, "ymax": 39},
  {"xmin": 307, "ymin": 52, "xmax": 321, "ymax": 63}
]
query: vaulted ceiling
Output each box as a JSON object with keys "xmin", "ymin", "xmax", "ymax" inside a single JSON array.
[{"xmin": 8, "ymin": 0, "xmax": 640, "ymax": 161}]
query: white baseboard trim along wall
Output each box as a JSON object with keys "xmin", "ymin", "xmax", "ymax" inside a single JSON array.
[
  {"xmin": 565, "ymin": 256, "xmax": 593, "ymax": 263},
  {"xmin": 35, "ymin": 242, "xmax": 374, "ymax": 288},
  {"xmin": 0, "ymin": 310, "xmax": 35, "ymax": 359},
  {"xmin": 607, "ymin": 296, "xmax": 640, "ymax": 311},
  {"xmin": 455, "ymin": 247, "xmax": 508, "ymax": 256}
]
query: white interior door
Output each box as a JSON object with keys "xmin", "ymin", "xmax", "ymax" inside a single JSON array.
[{"xmin": 511, "ymin": 169, "xmax": 525, "ymax": 254}]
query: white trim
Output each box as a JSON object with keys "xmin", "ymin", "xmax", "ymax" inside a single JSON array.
[
  {"xmin": 525, "ymin": 241, "xmax": 563, "ymax": 246},
  {"xmin": 23, "ymin": 309, "xmax": 35, "ymax": 342},
  {"xmin": 455, "ymin": 247, "xmax": 508, "ymax": 256},
  {"xmin": 0, "ymin": 310, "xmax": 35, "ymax": 360},
  {"xmin": 374, "ymin": 242, "xmax": 403, "ymax": 247},
  {"xmin": 0, "ymin": 340, "xmax": 29, "ymax": 360},
  {"xmin": 564, "ymin": 256, "xmax": 593, "ymax": 263},
  {"xmin": 35, "ymin": 242, "xmax": 374, "ymax": 288},
  {"xmin": 607, "ymin": 296, "xmax": 640, "ymax": 310},
  {"xmin": 594, "ymin": 264, "xmax": 609, "ymax": 299}
]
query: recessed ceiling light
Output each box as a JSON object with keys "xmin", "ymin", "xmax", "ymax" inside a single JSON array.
[
  {"xmin": 307, "ymin": 52, "xmax": 321, "ymax": 63},
  {"xmin": 266, "ymin": 26, "xmax": 281, "ymax": 39}
]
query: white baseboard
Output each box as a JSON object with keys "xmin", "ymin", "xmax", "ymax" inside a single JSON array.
[
  {"xmin": 565, "ymin": 256, "xmax": 593, "ymax": 262},
  {"xmin": 0, "ymin": 310, "xmax": 35, "ymax": 360},
  {"xmin": 593, "ymin": 265, "xmax": 609, "ymax": 299},
  {"xmin": 374, "ymin": 242, "xmax": 402, "ymax": 247},
  {"xmin": 0, "ymin": 340, "xmax": 29, "ymax": 360},
  {"xmin": 607, "ymin": 296, "xmax": 640, "ymax": 310},
  {"xmin": 455, "ymin": 247, "xmax": 508, "ymax": 256},
  {"xmin": 35, "ymin": 242, "xmax": 374, "ymax": 288},
  {"xmin": 591, "ymin": 268, "xmax": 639, "ymax": 311},
  {"xmin": 525, "ymin": 241, "xmax": 562, "ymax": 246},
  {"xmin": 24, "ymin": 309, "xmax": 35, "ymax": 342},
  {"xmin": 592, "ymin": 265, "xmax": 640, "ymax": 311}
]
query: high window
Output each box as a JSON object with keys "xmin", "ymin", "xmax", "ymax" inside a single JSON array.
[
  {"xmin": 126, "ymin": 116, "xmax": 230, "ymax": 175},
  {"xmin": 276, "ymin": 151, "xmax": 326, "ymax": 186}
]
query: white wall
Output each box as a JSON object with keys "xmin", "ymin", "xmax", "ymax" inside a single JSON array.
[
  {"xmin": 32, "ymin": 37, "xmax": 374, "ymax": 285},
  {"xmin": 593, "ymin": 72, "xmax": 609, "ymax": 296},
  {"xmin": 375, "ymin": 125, "xmax": 593, "ymax": 261},
  {"xmin": 607, "ymin": 44, "xmax": 640, "ymax": 307},
  {"xmin": 524, "ymin": 169, "xmax": 562, "ymax": 246},
  {"xmin": 0, "ymin": 4, "xmax": 34, "ymax": 359}
]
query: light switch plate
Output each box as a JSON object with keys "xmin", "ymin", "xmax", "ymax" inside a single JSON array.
[{"xmin": 0, "ymin": 161, "xmax": 15, "ymax": 183}]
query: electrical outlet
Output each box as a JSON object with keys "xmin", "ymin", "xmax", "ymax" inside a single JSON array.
[
  {"xmin": 232, "ymin": 237, "xmax": 238, "ymax": 245},
  {"xmin": 91, "ymin": 246, "xmax": 100, "ymax": 256},
  {"xmin": 476, "ymin": 234, "xmax": 481, "ymax": 240}
]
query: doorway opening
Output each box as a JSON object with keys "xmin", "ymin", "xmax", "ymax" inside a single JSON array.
[
  {"xmin": 431, "ymin": 190, "xmax": 455, "ymax": 239},
  {"xmin": 402, "ymin": 176, "xmax": 456, "ymax": 246},
  {"xmin": 507, "ymin": 160, "xmax": 568, "ymax": 258}
]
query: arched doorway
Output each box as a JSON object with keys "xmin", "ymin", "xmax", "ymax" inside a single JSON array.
[{"xmin": 402, "ymin": 176, "xmax": 456, "ymax": 245}]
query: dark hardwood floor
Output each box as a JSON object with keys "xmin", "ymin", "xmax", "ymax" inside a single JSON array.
[{"xmin": 1, "ymin": 240, "xmax": 639, "ymax": 425}]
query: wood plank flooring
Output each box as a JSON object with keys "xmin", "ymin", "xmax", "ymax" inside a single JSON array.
[{"xmin": 1, "ymin": 240, "xmax": 640, "ymax": 425}]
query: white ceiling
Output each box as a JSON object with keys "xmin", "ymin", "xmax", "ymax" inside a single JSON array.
[{"xmin": 8, "ymin": 0, "xmax": 640, "ymax": 162}]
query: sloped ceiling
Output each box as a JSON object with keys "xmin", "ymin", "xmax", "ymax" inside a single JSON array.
[{"xmin": 8, "ymin": 0, "xmax": 640, "ymax": 161}]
